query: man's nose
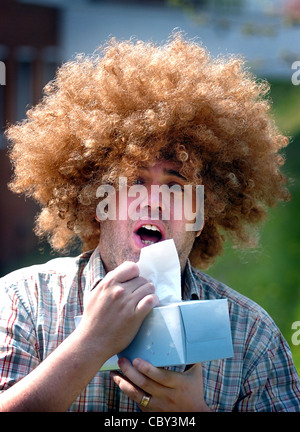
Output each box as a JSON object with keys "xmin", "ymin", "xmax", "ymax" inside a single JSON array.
[{"xmin": 140, "ymin": 186, "xmax": 166, "ymax": 219}]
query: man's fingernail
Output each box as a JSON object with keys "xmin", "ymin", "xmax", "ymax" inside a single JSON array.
[
  {"xmin": 133, "ymin": 358, "xmax": 141, "ymax": 368},
  {"xmin": 118, "ymin": 357, "xmax": 125, "ymax": 367}
]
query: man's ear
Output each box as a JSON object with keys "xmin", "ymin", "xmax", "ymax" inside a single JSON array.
[{"xmin": 195, "ymin": 222, "xmax": 205, "ymax": 238}]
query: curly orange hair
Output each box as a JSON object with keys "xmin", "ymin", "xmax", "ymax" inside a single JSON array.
[{"xmin": 6, "ymin": 33, "xmax": 290, "ymax": 268}]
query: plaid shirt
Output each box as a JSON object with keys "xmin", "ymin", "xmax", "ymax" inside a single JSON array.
[{"xmin": 0, "ymin": 247, "xmax": 299, "ymax": 411}]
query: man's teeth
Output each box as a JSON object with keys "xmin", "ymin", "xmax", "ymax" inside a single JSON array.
[
  {"xmin": 141, "ymin": 240, "xmax": 155, "ymax": 245},
  {"xmin": 142, "ymin": 224, "xmax": 160, "ymax": 232},
  {"xmin": 139, "ymin": 224, "xmax": 162, "ymax": 245}
]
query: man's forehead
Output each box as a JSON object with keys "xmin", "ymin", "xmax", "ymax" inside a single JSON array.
[{"xmin": 137, "ymin": 160, "xmax": 187, "ymax": 180}]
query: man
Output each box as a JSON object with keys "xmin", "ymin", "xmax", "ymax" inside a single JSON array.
[{"xmin": 0, "ymin": 33, "xmax": 299, "ymax": 411}]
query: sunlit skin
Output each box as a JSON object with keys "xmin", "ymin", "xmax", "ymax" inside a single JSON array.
[
  {"xmin": 97, "ymin": 160, "xmax": 210, "ymax": 412},
  {"xmin": 98, "ymin": 160, "xmax": 201, "ymax": 274}
]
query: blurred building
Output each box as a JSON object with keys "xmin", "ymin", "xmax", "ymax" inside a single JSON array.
[
  {"xmin": 0, "ymin": 0, "xmax": 60, "ymax": 275},
  {"xmin": 0, "ymin": 0, "xmax": 299, "ymax": 275}
]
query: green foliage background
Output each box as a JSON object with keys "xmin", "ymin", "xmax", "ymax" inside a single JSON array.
[{"xmin": 207, "ymin": 79, "xmax": 300, "ymax": 374}]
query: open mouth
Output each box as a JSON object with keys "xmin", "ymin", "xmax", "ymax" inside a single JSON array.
[{"xmin": 136, "ymin": 224, "xmax": 163, "ymax": 246}]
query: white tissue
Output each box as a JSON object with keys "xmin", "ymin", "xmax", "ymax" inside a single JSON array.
[{"xmin": 137, "ymin": 239, "xmax": 181, "ymax": 305}]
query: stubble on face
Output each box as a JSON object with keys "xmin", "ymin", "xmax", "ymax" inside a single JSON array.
[
  {"xmin": 97, "ymin": 160, "xmax": 201, "ymax": 274},
  {"xmin": 98, "ymin": 217, "xmax": 196, "ymax": 275}
]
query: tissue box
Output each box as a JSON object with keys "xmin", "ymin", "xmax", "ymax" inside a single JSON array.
[{"xmin": 93, "ymin": 298, "xmax": 233, "ymax": 370}]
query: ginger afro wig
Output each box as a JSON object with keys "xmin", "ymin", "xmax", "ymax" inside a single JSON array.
[{"xmin": 6, "ymin": 33, "xmax": 290, "ymax": 268}]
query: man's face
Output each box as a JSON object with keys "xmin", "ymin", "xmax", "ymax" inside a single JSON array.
[{"xmin": 98, "ymin": 160, "xmax": 200, "ymax": 273}]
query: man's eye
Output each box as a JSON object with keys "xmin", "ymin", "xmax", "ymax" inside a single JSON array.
[{"xmin": 134, "ymin": 178, "xmax": 144, "ymax": 185}]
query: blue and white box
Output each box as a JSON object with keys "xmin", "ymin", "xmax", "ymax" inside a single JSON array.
[
  {"xmin": 77, "ymin": 297, "xmax": 233, "ymax": 371},
  {"xmin": 119, "ymin": 298, "xmax": 233, "ymax": 367},
  {"xmin": 75, "ymin": 241, "xmax": 233, "ymax": 370}
]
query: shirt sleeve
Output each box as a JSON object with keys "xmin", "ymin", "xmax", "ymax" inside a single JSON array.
[
  {"xmin": 236, "ymin": 323, "xmax": 300, "ymax": 412},
  {"xmin": 0, "ymin": 281, "xmax": 40, "ymax": 392}
]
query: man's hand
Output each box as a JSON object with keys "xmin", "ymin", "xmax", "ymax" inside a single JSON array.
[
  {"xmin": 77, "ymin": 261, "xmax": 159, "ymax": 361},
  {"xmin": 0, "ymin": 262, "xmax": 158, "ymax": 412},
  {"xmin": 111, "ymin": 357, "xmax": 211, "ymax": 412}
]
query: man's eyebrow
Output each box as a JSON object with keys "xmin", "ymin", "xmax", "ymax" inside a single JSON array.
[{"xmin": 164, "ymin": 169, "xmax": 187, "ymax": 181}]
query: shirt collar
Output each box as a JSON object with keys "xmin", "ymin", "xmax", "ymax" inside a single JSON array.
[
  {"xmin": 81, "ymin": 246, "xmax": 106, "ymax": 294},
  {"xmin": 182, "ymin": 259, "xmax": 201, "ymax": 300}
]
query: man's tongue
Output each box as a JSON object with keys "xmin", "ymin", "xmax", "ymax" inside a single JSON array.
[
  {"xmin": 137, "ymin": 226, "xmax": 162, "ymax": 245},
  {"xmin": 140, "ymin": 232, "xmax": 159, "ymax": 243}
]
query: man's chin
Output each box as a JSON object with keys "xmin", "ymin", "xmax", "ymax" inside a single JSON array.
[{"xmin": 120, "ymin": 246, "xmax": 141, "ymax": 265}]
